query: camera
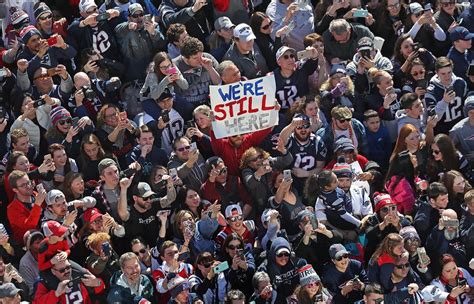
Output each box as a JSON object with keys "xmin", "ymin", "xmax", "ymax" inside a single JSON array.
[
  {"xmin": 81, "ymin": 86, "xmax": 97, "ymax": 100},
  {"xmin": 33, "ymin": 98, "xmax": 46, "ymax": 108},
  {"xmin": 105, "ymin": 77, "xmax": 122, "ymax": 93}
]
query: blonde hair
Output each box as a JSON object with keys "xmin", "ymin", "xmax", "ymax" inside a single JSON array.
[{"xmin": 239, "ymin": 147, "xmax": 270, "ymax": 169}]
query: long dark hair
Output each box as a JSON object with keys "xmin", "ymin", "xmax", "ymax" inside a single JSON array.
[
  {"xmin": 250, "ymin": 12, "xmax": 267, "ymax": 36},
  {"xmin": 385, "ymin": 150, "xmax": 417, "ymax": 192},
  {"xmin": 63, "ymin": 172, "xmax": 84, "ymax": 201},
  {"xmin": 176, "ymin": 185, "xmax": 202, "ymax": 215},
  {"xmin": 392, "ymin": 33, "xmax": 412, "ymax": 64},
  {"xmin": 221, "ymin": 232, "xmax": 244, "ymax": 262},
  {"xmin": 433, "ymin": 134, "xmax": 460, "ymax": 171},
  {"xmin": 304, "ymin": 170, "xmax": 336, "ymax": 203}
]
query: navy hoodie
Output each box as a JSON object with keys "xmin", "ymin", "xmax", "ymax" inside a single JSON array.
[{"xmin": 258, "ymin": 237, "xmax": 306, "ymax": 303}]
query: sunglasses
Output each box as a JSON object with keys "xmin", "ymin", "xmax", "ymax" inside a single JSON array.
[
  {"xmin": 249, "ymin": 154, "xmax": 264, "ymax": 162},
  {"xmin": 133, "ymin": 248, "xmax": 147, "ymax": 255},
  {"xmin": 55, "ymin": 265, "xmax": 71, "ymax": 273},
  {"xmin": 261, "ymin": 21, "xmax": 272, "ymax": 30},
  {"xmin": 276, "ymin": 251, "xmax": 290, "ymax": 258},
  {"xmin": 218, "ymin": 167, "xmax": 228, "ymax": 175},
  {"xmin": 432, "ymin": 149, "xmax": 441, "ymax": 155},
  {"xmin": 411, "ymin": 70, "xmax": 425, "ymax": 77},
  {"xmin": 131, "ymin": 13, "xmax": 144, "ymax": 18},
  {"xmin": 282, "ymin": 54, "xmax": 295, "ymax": 60},
  {"xmin": 228, "ymin": 215, "xmax": 243, "ymax": 222},
  {"xmin": 39, "ymin": 14, "xmax": 53, "ymax": 21},
  {"xmin": 395, "ymin": 262, "xmax": 410, "ymax": 269},
  {"xmin": 177, "ymin": 145, "xmax": 191, "ymax": 152},
  {"xmin": 58, "ymin": 118, "xmax": 72, "ymax": 125},
  {"xmin": 336, "ymin": 253, "xmax": 350, "ymax": 261},
  {"xmin": 306, "ymin": 281, "xmax": 320, "ymax": 288},
  {"xmin": 441, "ymin": 1, "xmax": 455, "ymax": 7},
  {"xmin": 227, "ymin": 244, "xmax": 243, "ymax": 250},
  {"xmin": 380, "ymin": 205, "xmax": 397, "ymax": 213},
  {"xmin": 296, "ymin": 124, "xmax": 310, "ymax": 130},
  {"xmin": 338, "ymin": 118, "xmax": 351, "ymax": 123}
]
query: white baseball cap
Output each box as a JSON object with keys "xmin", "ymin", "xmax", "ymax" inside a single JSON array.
[{"xmin": 233, "ymin": 23, "xmax": 256, "ymax": 42}]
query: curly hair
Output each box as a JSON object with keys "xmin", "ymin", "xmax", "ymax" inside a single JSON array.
[{"xmin": 239, "ymin": 147, "xmax": 270, "ymax": 169}]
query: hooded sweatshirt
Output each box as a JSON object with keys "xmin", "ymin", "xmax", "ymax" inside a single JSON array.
[
  {"xmin": 258, "ymin": 237, "xmax": 306, "ymax": 303},
  {"xmin": 395, "ymin": 109, "xmax": 425, "ymax": 134}
]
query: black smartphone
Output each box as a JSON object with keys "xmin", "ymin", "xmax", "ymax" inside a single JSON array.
[
  {"xmin": 360, "ymin": 49, "xmax": 371, "ymax": 59},
  {"xmin": 72, "ymin": 117, "xmax": 79, "ymax": 129},
  {"xmin": 102, "ymin": 242, "xmax": 111, "ymax": 256},
  {"xmin": 415, "ymin": 79, "xmax": 428, "ymax": 89},
  {"xmin": 428, "ymin": 106, "xmax": 436, "ymax": 117},
  {"xmin": 33, "ymin": 98, "xmax": 46, "ymax": 108},
  {"xmin": 412, "ymin": 42, "xmax": 421, "ymax": 52},
  {"xmin": 468, "ymin": 64, "xmax": 474, "ymax": 76},
  {"xmin": 95, "ymin": 12, "xmax": 110, "ymax": 22},
  {"xmin": 446, "ymin": 85, "xmax": 454, "ymax": 95},
  {"xmin": 122, "ymin": 167, "xmax": 138, "ymax": 178},
  {"xmin": 161, "ymin": 110, "xmax": 170, "ymax": 123},
  {"xmin": 458, "ymin": 277, "xmax": 467, "ymax": 286},
  {"xmin": 185, "ymin": 120, "xmax": 196, "ymax": 129}
]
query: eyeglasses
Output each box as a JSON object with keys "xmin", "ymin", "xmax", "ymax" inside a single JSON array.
[
  {"xmin": 159, "ymin": 64, "xmax": 172, "ymax": 71},
  {"xmin": 296, "ymin": 124, "xmax": 310, "ymax": 130},
  {"xmin": 131, "ymin": 13, "xmax": 144, "ymax": 18},
  {"xmin": 411, "ymin": 70, "xmax": 425, "ymax": 77},
  {"xmin": 228, "ymin": 215, "xmax": 243, "ymax": 222},
  {"xmin": 55, "ymin": 265, "xmax": 71, "ymax": 273},
  {"xmin": 261, "ymin": 21, "xmax": 272, "ymax": 30},
  {"xmin": 17, "ymin": 180, "xmax": 35, "ymax": 189},
  {"xmin": 380, "ymin": 205, "xmax": 397, "ymax": 213},
  {"xmin": 432, "ymin": 149, "xmax": 441, "ymax": 155},
  {"xmin": 387, "ymin": 2, "xmax": 400, "ymax": 9},
  {"xmin": 202, "ymin": 261, "xmax": 213, "ymax": 268},
  {"xmin": 283, "ymin": 54, "xmax": 295, "ymax": 60},
  {"xmin": 338, "ymin": 118, "xmax": 351, "ymax": 123},
  {"xmin": 39, "ymin": 14, "xmax": 53, "ymax": 21},
  {"xmin": 336, "ymin": 253, "xmax": 350, "ymax": 261},
  {"xmin": 276, "ymin": 251, "xmax": 290, "ymax": 258},
  {"xmin": 395, "ymin": 262, "xmax": 410, "ymax": 269},
  {"xmin": 249, "ymin": 154, "xmax": 264, "ymax": 162},
  {"xmin": 58, "ymin": 118, "xmax": 72, "ymax": 125},
  {"xmin": 227, "ymin": 244, "xmax": 243, "ymax": 250},
  {"xmin": 441, "ymin": 1, "xmax": 455, "ymax": 7},
  {"xmin": 176, "ymin": 146, "xmax": 191, "ymax": 152},
  {"xmin": 133, "ymin": 248, "xmax": 147, "ymax": 255}
]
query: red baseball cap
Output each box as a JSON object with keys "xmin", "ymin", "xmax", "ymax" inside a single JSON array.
[
  {"xmin": 43, "ymin": 221, "xmax": 68, "ymax": 238},
  {"xmin": 83, "ymin": 208, "xmax": 102, "ymax": 223}
]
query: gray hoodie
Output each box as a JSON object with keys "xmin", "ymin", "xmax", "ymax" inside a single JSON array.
[
  {"xmin": 346, "ymin": 49, "xmax": 393, "ymax": 77},
  {"xmin": 395, "ymin": 109, "xmax": 425, "ymax": 134}
]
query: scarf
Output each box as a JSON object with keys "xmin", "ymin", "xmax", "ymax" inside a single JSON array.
[{"xmin": 101, "ymin": 123, "xmax": 125, "ymax": 149}]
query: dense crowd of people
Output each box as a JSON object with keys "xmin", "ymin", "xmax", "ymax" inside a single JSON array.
[{"xmin": 0, "ymin": 0, "xmax": 473, "ymax": 303}]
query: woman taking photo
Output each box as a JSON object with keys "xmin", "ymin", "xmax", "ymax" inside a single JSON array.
[
  {"xmin": 189, "ymin": 251, "xmax": 227, "ymax": 303},
  {"xmin": 400, "ymin": 59, "xmax": 433, "ymax": 98},
  {"xmin": 320, "ymin": 66, "xmax": 357, "ymax": 120},
  {"xmin": 427, "ymin": 134, "xmax": 474, "ymax": 184},
  {"xmin": 431, "ymin": 254, "xmax": 473, "ymax": 304},
  {"xmin": 95, "ymin": 104, "xmax": 136, "ymax": 169},
  {"xmin": 140, "ymin": 51, "xmax": 188, "ymax": 100},
  {"xmin": 219, "ymin": 233, "xmax": 256, "ymax": 300},
  {"xmin": 240, "ymin": 145, "xmax": 293, "ymax": 216},
  {"xmin": 290, "ymin": 94, "xmax": 327, "ymax": 133},
  {"xmin": 250, "ymin": 12, "xmax": 283, "ymax": 71},
  {"xmin": 185, "ymin": 105, "xmax": 214, "ymax": 160},
  {"xmin": 78, "ymin": 133, "xmax": 113, "ymax": 186},
  {"xmin": 441, "ymin": 170, "xmax": 473, "ymax": 216},
  {"xmin": 45, "ymin": 105, "xmax": 94, "ymax": 159},
  {"xmin": 294, "ymin": 264, "xmax": 332, "ymax": 304},
  {"xmin": 368, "ymin": 233, "xmax": 405, "ymax": 292},
  {"xmin": 391, "ymin": 33, "xmax": 436, "ymax": 88},
  {"xmin": 269, "ymin": 172, "xmax": 306, "ymax": 240}
]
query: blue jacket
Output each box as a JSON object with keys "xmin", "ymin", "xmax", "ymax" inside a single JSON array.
[
  {"xmin": 447, "ymin": 46, "xmax": 474, "ymax": 82},
  {"xmin": 365, "ymin": 124, "xmax": 391, "ymax": 168},
  {"xmin": 316, "ymin": 118, "xmax": 368, "ymax": 162}
]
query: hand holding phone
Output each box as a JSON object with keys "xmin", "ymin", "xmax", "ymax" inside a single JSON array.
[
  {"xmin": 47, "ymin": 36, "xmax": 58, "ymax": 46},
  {"xmin": 161, "ymin": 110, "xmax": 170, "ymax": 123},
  {"xmin": 213, "ymin": 261, "xmax": 229, "ymax": 274}
]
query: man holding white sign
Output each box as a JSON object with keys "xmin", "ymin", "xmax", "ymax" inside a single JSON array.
[{"xmin": 209, "ymin": 74, "xmax": 279, "ymax": 176}]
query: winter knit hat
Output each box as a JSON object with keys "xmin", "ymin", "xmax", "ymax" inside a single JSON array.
[
  {"xmin": 399, "ymin": 226, "xmax": 420, "ymax": 241},
  {"xmin": 298, "ymin": 264, "xmax": 320, "ymax": 287},
  {"xmin": 50, "ymin": 106, "xmax": 71, "ymax": 126},
  {"xmin": 374, "ymin": 192, "xmax": 394, "ymax": 212},
  {"xmin": 34, "ymin": 3, "xmax": 52, "ymax": 20},
  {"xmin": 464, "ymin": 95, "xmax": 474, "ymax": 116},
  {"xmin": 10, "ymin": 8, "xmax": 29, "ymax": 26},
  {"xmin": 19, "ymin": 25, "xmax": 41, "ymax": 44},
  {"xmin": 168, "ymin": 276, "xmax": 189, "ymax": 298},
  {"xmin": 332, "ymin": 156, "xmax": 353, "ymax": 178}
]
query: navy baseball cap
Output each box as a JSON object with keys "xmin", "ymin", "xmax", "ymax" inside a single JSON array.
[{"xmin": 450, "ymin": 26, "xmax": 474, "ymax": 41}]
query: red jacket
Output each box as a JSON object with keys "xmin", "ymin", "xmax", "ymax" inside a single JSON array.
[
  {"xmin": 38, "ymin": 238, "xmax": 71, "ymax": 271},
  {"xmin": 201, "ymin": 175, "xmax": 253, "ymax": 207},
  {"xmin": 7, "ymin": 198, "xmax": 42, "ymax": 245},
  {"xmin": 210, "ymin": 127, "xmax": 272, "ymax": 176},
  {"xmin": 33, "ymin": 278, "xmax": 105, "ymax": 304}
]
